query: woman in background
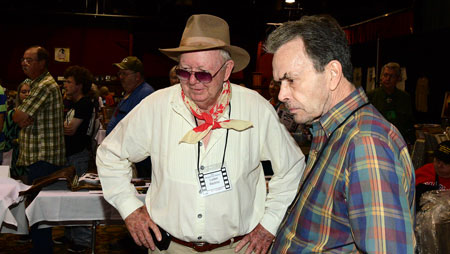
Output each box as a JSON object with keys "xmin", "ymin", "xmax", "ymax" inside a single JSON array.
[
  {"xmin": 4, "ymin": 80, "xmax": 30, "ymax": 182},
  {"xmin": 99, "ymin": 86, "xmax": 115, "ymax": 107}
]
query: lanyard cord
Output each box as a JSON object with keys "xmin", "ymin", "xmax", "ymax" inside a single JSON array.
[{"xmin": 194, "ymin": 103, "xmax": 231, "ymax": 174}]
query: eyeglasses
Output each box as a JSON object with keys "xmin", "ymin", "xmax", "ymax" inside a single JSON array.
[
  {"xmin": 117, "ymin": 71, "xmax": 136, "ymax": 77},
  {"xmin": 176, "ymin": 61, "xmax": 227, "ymax": 84},
  {"xmin": 20, "ymin": 58, "xmax": 38, "ymax": 63}
]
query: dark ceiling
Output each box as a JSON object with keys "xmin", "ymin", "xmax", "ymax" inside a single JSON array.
[
  {"xmin": 2, "ymin": 0, "xmax": 415, "ymax": 27},
  {"xmin": 1, "ymin": 0, "xmax": 416, "ymax": 53}
]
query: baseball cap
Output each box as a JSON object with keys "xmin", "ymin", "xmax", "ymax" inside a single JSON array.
[
  {"xmin": 113, "ymin": 56, "xmax": 144, "ymax": 73},
  {"xmin": 434, "ymin": 140, "xmax": 450, "ymax": 164}
]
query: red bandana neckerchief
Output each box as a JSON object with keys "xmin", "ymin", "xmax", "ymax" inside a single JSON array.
[{"xmin": 180, "ymin": 81, "xmax": 253, "ymax": 144}]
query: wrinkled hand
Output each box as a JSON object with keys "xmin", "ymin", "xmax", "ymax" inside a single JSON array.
[
  {"xmin": 235, "ymin": 224, "xmax": 274, "ymax": 254},
  {"xmin": 124, "ymin": 206, "xmax": 161, "ymax": 250}
]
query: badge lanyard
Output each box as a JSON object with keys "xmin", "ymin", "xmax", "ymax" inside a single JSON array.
[{"xmin": 194, "ymin": 103, "xmax": 231, "ymax": 193}]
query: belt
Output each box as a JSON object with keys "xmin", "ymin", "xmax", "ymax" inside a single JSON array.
[{"xmin": 171, "ymin": 235, "xmax": 245, "ymax": 252}]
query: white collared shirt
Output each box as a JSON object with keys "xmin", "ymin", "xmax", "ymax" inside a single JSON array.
[{"xmin": 96, "ymin": 83, "xmax": 305, "ymax": 243}]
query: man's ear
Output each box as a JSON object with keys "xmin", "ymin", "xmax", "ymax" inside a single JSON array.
[
  {"xmin": 223, "ymin": 60, "xmax": 234, "ymax": 81},
  {"xmin": 38, "ymin": 59, "xmax": 47, "ymax": 71},
  {"xmin": 326, "ymin": 60, "xmax": 343, "ymax": 91},
  {"xmin": 135, "ymin": 72, "xmax": 143, "ymax": 82}
]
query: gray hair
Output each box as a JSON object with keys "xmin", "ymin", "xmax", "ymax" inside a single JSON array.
[
  {"xmin": 219, "ymin": 49, "xmax": 232, "ymax": 63},
  {"xmin": 381, "ymin": 62, "xmax": 402, "ymax": 80}
]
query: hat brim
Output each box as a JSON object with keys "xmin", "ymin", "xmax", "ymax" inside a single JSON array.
[
  {"xmin": 159, "ymin": 45, "xmax": 250, "ymax": 73},
  {"xmin": 113, "ymin": 63, "xmax": 126, "ymax": 69},
  {"xmin": 113, "ymin": 63, "xmax": 144, "ymax": 73}
]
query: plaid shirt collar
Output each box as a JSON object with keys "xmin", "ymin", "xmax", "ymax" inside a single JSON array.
[
  {"xmin": 316, "ymin": 86, "xmax": 369, "ymax": 137},
  {"xmin": 29, "ymin": 70, "xmax": 49, "ymax": 88}
]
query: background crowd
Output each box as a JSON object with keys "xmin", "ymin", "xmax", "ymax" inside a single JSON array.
[{"xmin": 0, "ymin": 11, "xmax": 448, "ymax": 254}]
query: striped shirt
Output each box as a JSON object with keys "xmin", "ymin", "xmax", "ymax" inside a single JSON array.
[
  {"xmin": 272, "ymin": 87, "xmax": 415, "ymax": 253},
  {"xmin": 17, "ymin": 71, "xmax": 66, "ymax": 166}
]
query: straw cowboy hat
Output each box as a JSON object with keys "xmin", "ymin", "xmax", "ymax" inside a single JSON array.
[{"xmin": 159, "ymin": 14, "xmax": 250, "ymax": 73}]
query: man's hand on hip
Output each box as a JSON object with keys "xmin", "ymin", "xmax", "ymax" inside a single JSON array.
[
  {"xmin": 235, "ymin": 223, "xmax": 274, "ymax": 254},
  {"xmin": 124, "ymin": 205, "xmax": 160, "ymax": 250}
]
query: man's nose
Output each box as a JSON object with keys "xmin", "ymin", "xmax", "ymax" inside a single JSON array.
[
  {"xmin": 188, "ymin": 72, "xmax": 198, "ymax": 84},
  {"xmin": 278, "ymin": 83, "xmax": 289, "ymax": 102}
]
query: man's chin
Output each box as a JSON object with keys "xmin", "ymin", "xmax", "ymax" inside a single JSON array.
[
  {"xmin": 293, "ymin": 114, "xmax": 317, "ymax": 125},
  {"xmin": 292, "ymin": 114, "xmax": 305, "ymax": 125},
  {"xmin": 190, "ymin": 94, "xmax": 208, "ymax": 103},
  {"xmin": 382, "ymin": 84, "xmax": 395, "ymax": 89}
]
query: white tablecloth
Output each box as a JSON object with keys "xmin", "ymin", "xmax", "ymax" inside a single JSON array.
[
  {"xmin": 1, "ymin": 201, "xmax": 28, "ymax": 234},
  {"xmin": 1, "ymin": 150, "xmax": 13, "ymax": 168},
  {"xmin": 0, "ymin": 165, "xmax": 10, "ymax": 177},
  {"xmin": 0, "ymin": 177, "xmax": 30, "ymax": 234},
  {"xmin": 26, "ymin": 181, "xmax": 145, "ymax": 228}
]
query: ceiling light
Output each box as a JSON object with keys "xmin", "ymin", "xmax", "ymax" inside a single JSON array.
[{"xmin": 285, "ymin": 0, "xmax": 295, "ymax": 3}]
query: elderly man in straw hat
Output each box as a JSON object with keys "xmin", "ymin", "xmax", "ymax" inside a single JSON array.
[{"xmin": 96, "ymin": 14, "xmax": 305, "ymax": 254}]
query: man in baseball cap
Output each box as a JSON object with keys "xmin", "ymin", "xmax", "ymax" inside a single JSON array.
[
  {"xmin": 106, "ymin": 56, "xmax": 155, "ymax": 179},
  {"xmin": 113, "ymin": 56, "xmax": 144, "ymax": 74},
  {"xmin": 108, "ymin": 56, "xmax": 153, "ymax": 135}
]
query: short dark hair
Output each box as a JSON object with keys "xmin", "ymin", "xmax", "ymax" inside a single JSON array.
[
  {"xmin": 28, "ymin": 46, "xmax": 50, "ymax": 68},
  {"xmin": 264, "ymin": 15, "xmax": 353, "ymax": 82},
  {"xmin": 64, "ymin": 65, "xmax": 93, "ymax": 95}
]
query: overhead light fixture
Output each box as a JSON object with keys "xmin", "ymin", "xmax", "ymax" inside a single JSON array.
[
  {"xmin": 266, "ymin": 22, "xmax": 283, "ymax": 26},
  {"xmin": 285, "ymin": 0, "xmax": 295, "ymax": 3}
]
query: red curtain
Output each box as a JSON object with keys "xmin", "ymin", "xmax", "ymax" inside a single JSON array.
[{"xmin": 344, "ymin": 10, "xmax": 414, "ymax": 45}]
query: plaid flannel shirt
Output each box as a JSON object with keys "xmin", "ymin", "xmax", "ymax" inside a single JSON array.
[
  {"xmin": 272, "ymin": 87, "xmax": 415, "ymax": 253},
  {"xmin": 17, "ymin": 71, "xmax": 66, "ymax": 166}
]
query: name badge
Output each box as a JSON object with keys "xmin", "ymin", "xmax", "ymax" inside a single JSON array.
[{"xmin": 198, "ymin": 166, "xmax": 231, "ymax": 197}]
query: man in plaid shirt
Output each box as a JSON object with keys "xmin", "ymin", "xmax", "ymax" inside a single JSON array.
[
  {"xmin": 265, "ymin": 15, "xmax": 415, "ymax": 253},
  {"xmin": 13, "ymin": 45, "xmax": 65, "ymax": 254}
]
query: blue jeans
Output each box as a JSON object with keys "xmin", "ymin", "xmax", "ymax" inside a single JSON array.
[
  {"xmin": 28, "ymin": 161, "xmax": 63, "ymax": 254},
  {"xmin": 66, "ymin": 149, "xmax": 91, "ymax": 177},
  {"xmin": 65, "ymin": 225, "xmax": 92, "ymax": 247},
  {"xmin": 65, "ymin": 149, "xmax": 93, "ymax": 247}
]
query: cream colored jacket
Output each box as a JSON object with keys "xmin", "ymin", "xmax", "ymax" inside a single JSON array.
[{"xmin": 96, "ymin": 83, "xmax": 305, "ymax": 243}]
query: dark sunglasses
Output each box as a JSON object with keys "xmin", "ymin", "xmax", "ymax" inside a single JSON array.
[{"xmin": 176, "ymin": 61, "xmax": 227, "ymax": 84}]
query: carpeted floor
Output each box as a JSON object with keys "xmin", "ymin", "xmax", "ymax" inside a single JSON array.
[{"xmin": 0, "ymin": 225, "xmax": 148, "ymax": 254}]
